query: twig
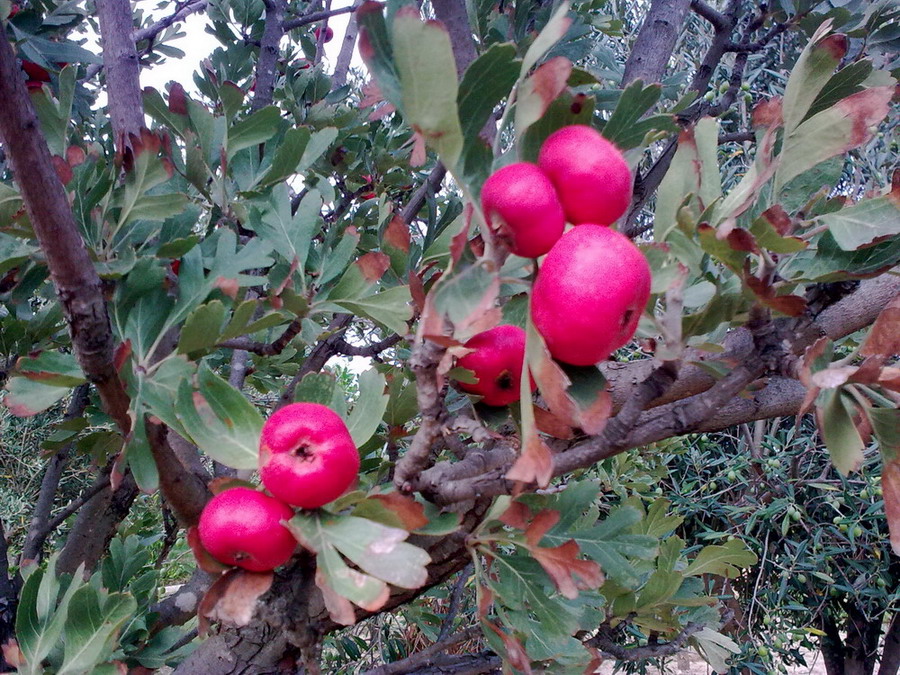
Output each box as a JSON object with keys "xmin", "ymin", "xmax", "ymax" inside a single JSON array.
[
  {"xmin": 438, "ymin": 563, "xmax": 473, "ymax": 641},
  {"xmin": 333, "ymin": 333, "xmax": 404, "ymax": 358},
  {"xmin": 276, "ymin": 314, "xmax": 354, "ymax": 408},
  {"xmin": 588, "ymin": 621, "xmax": 703, "ymax": 660},
  {"xmin": 400, "ymin": 164, "xmax": 447, "ymax": 225},
  {"xmin": 282, "ymin": 5, "xmax": 357, "ymax": 32},
  {"xmin": 360, "ymin": 626, "xmax": 482, "ymax": 675},
  {"xmin": 218, "ymin": 316, "xmax": 304, "ymax": 355}
]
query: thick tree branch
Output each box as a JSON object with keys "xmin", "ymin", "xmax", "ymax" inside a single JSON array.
[
  {"xmin": 0, "ymin": 37, "xmax": 132, "ymax": 436},
  {"xmin": 622, "ymin": 0, "xmax": 692, "ymax": 87},
  {"xmin": 253, "ymin": 0, "xmax": 287, "ymax": 112},
  {"xmin": 96, "ymin": 0, "xmax": 145, "ymax": 154},
  {"xmin": 146, "ymin": 421, "xmax": 212, "ymax": 527}
]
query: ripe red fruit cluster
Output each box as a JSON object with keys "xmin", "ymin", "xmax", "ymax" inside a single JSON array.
[
  {"xmin": 197, "ymin": 402, "xmax": 360, "ymax": 571},
  {"xmin": 477, "ymin": 125, "xmax": 651, "ymax": 368}
]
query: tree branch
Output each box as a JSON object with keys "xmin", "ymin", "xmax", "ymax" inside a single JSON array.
[
  {"xmin": 133, "ymin": 0, "xmax": 209, "ymax": 45},
  {"xmin": 282, "ymin": 5, "xmax": 357, "ymax": 32},
  {"xmin": 622, "ymin": 0, "xmax": 692, "ymax": 87},
  {"xmin": 218, "ymin": 316, "xmax": 305, "ymax": 355},
  {"xmin": 146, "ymin": 421, "xmax": 212, "ymax": 527},
  {"xmin": 360, "ymin": 626, "xmax": 482, "ymax": 675},
  {"xmin": 0, "ymin": 37, "xmax": 132, "ymax": 436},
  {"xmin": 96, "ymin": 0, "xmax": 145, "ymax": 154},
  {"xmin": 252, "ymin": 0, "xmax": 287, "ymax": 112},
  {"xmin": 20, "ymin": 385, "xmax": 90, "ymax": 564},
  {"xmin": 588, "ymin": 621, "xmax": 703, "ymax": 660},
  {"xmin": 276, "ymin": 313, "xmax": 354, "ymax": 408},
  {"xmin": 333, "ymin": 333, "xmax": 403, "ymax": 357}
]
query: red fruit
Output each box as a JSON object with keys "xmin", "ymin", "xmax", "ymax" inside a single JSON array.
[
  {"xmin": 481, "ymin": 162, "xmax": 565, "ymax": 259},
  {"xmin": 314, "ymin": 26, "xmax": 334, "ymax": 43},
  {"xmin": 531, "ymin": 225, "xmax": 651, "ymax": 366},
  {"xmin": 456, "ymin": 325, "xmax": 535, "ymax": 407},
  {"xmin": 198, "ymin": 487, "xmax": 296, "ymax": 572},
  {"xmin": 538, "ymin": 125, "xmax": 632, "ymax": 226},
  {"xmin": 259, "ymin": 402, "xmax": 360, "ymax": 509},
  {"xmin": 26, "ymin": 80, "xmax": 45, "ymax": 91},
  {"xmin": 21, "ymin": 60, "xmax": 51, "ymax": 82},
  {"xmin": 9, "ymin": 4, "xmax": 20, "ymax": 17}
]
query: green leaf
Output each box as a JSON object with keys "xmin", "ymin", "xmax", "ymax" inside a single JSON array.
[
  {"xmin": 602, "ymin": 80, "xmax": 677, "ymax": 151},
  {"xmin": 0, "ymin": 231, "xmax": 36, "ymax": 276},
  {"xmin": 683, "ymin": 539, "xmax": 758, "ymax": 578},
  {"xmin": 178, "ymin": 300, "xmax": 227, "ymax": 354},
  {"xmin": 357, "ymin": 2, "xmax": 403, "ymax": 108},
  {"xmin": 520, "ymin": 1, "xmax": 571, "ymax": 76},
  {"xmin": 346, "ymin": 369, "xmax": 388, "ymax": 447},
  {"xmin": 779, "ymin": 231, "xmax": 900, "ymax": 282},
  {"xmin": 288, "ymin": 512, "xmax": 432, "ymax": 609},
  {"xmin": 58, "ymin": 587, "xmax": 137, "ymax": 675},
  {"xmin": 16, "ymin": 555, "xmax": 86, "ymax": 675},
  {"xmin": 174, "ymin": 366, "xmax": 263, "ymax": 470},
  {"xmin": 3, "ymin": 376, "xmax": 72, "ymax": 416},
  {"xmin": 335, "ymin": 286, "xmax": 412, "ymax": 336},
  {"xmin": 775, "ymin": 86, "xmax": 894, "ymax": 193},
  {"xmin": 806, "ymin": 59, "xmax": 873, "ymax": 119},
  {"xmin": 139, "ymin": 357, "xmax": 196, "ymax": 439},
  {"xmin": 226, "ymin": 106, "xmax": 281, "ymax": 160},
  {"xmin": 782, "ymin": 27, "xmax": 847, "ymax": 136},
  {"xmin": 458, "ymin": 43, "xmax": 520, "ymax": 146},
  {"xmin": 693, "ymin": 627, "xmax": 741, "ymax": 673},
  {"xmin": 391, "ymin": 8, "xmax": 464, "ymax": 168},
  {"xmin": 17, "ymin": 351, "xmax": 86, "ymax": 387},
  {"xmin": 817, "ymin": 388, "xmax": 865, "ymax": 475},
  {"xmin": 817, "ymin": 193, "xmax": 900, "ymax": 251}
]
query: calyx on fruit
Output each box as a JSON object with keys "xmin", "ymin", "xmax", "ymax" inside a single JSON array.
[
  {"xmin": 538, "ymin": 125, "xmax": 632, "ymax": 226},
  {"xmin": 456, "ymin": 325, "xmax": 535, "ymax": 407},
  {"xmin": 531, "ymin": 225, "xmax": 651, "ymax": 366},
  {"xmin": 481, "ymin": 162, "xmax": 565, "ymax": 259},
  {"xmin": 259, "ymin": 402, "xmax": 360, "ymax": 509},
  {"xmin": 198, "ymin": 487, "xmax": 297, "ymax": 572}
]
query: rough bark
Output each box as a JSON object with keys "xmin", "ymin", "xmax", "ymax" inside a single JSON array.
[
  {"xmin": 172, "ymin": 623, "xmax": 289, "ymax": 674},
  {"xmin": 253, "ymin": 0, "xmax": 286, "ymax": 112},
  {"xmin": 332, "ymin": 7, "xmax": 360, "ymax": 89},
  {"xmin": 96, "ymin": 0, "xmax": 145, "ymax": 153},
  {"xmin": 879, "ymin": 612, "xmax": 900, "ymax": 675},
  {"xmin": 621, "ymin": 0, "xmax": 692, "ymax": 86}
]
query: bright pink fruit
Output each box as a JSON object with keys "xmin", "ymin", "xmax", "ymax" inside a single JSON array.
[
  {"xmin": 456, "ymin": 325, "xmax": 535, "ymax": 406},
  {"xmin": 538, "ymin": 125, "xmax": 632, "ymax": 226},
  {"xmin": 259, "ymin": 402, "xmax": 360, "ymax": 509},
  {"xmin": 481, "ymin": 162, "xmax": 565, "ymax": 258},
  {"xmin": 531, "ymin": 225, "xmax": 651, "ymax": 366},
  {"xmin": 198, "ymin": 487, "xmax": 296, "ymax": 572}
]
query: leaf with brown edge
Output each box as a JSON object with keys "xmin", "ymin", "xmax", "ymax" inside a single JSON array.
[
  {"xmin": 384, "ymin": 215, "xmax": 411, "ymax": 253},
  {"xmin": 499, "ymin": 500, "xmax": 532, "ymax": 530},
  {"xmin": 529, "ymin": 539, "xmax": 605, "ymax": 600},
  {"xmin": 408, "ymin": 269, "xmax": 426, "ymax": 313},
  {"xmin": 534, "ymin": 405, "xmax": 575, "ymax": 439},
  {"xmin": 860, "ymin": 294, "xmax": 900, "ymax": 357},
  {"xmin": 506, "ymin": 427, "xmax": 553, "ymax": 488},
  {"xmin": 354, "ymin": 492, "xmax": 429, "ymax": 531},
  {"xmin": 523, "ymin": 509, "xmax": 560, "ymax": 546},
  {"xmin": 868, "ymin": 406, "xmax": 900, "ymax": 554},
  {"xmin": 187, "ymin": 526, "xmax": 230, "ymax": 575},
  {"xmin": 485, "ymin": 621, "xmax": 532, "ymax": 674},
  {"xmin": 202, "ymin": 569, "xmax": 274, "ymax": 630},
  {"xmin": 744, "ymin": 275, "xmax": 807, "ymax": 316},
  {"xmin": 356, "ymin": 252, "xmax": 391, "ymax": 283},
  {"xmin": 726, "ymin": 228, "xmax": 760, "ymax": 254},
  {"xmin": 315, "ymin": 567, "xmax": 357, "ymax": 626},
  {"xmin": 514, "ymin": 56, "xmax": 573, "ymax": 135},
  {"xmin": 526, "ymin": 325, "xmax": 578, "ymax": 428},
  {"xmin": 168, "ymin": 81, "xmax": 189, "ymax": 115}
]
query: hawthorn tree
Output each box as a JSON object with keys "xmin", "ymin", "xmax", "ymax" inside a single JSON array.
[{"xmin": 0, "ymin": 0, "xmax": 898, "ymax": 673}]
